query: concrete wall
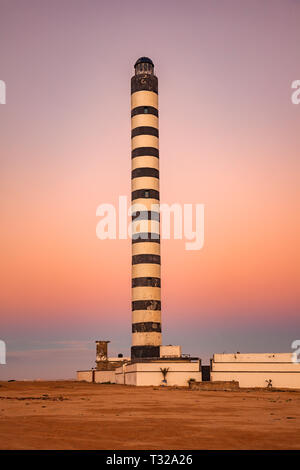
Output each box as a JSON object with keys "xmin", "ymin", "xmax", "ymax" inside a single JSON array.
[
  {"xmin": 160, "ymin": 345, "xmax": 181, "ymax": 358},
  {"xmin": 115, "ymin": 360, "xmax": 202, "ymax": 387},
  {"xmin": 77, "ymin": 370, "xmax": 117, "ymax": 383},
  {"xmin": 211, "ymin": 353, "xmax": 300, "ymax": 389},
  {"xmin": 108, "ymin": 357, "xmax": 130, "ymax": 362},
  {"xmin": 213, "ymin": 353, "xmax": 294, "ymax": 363},
  {"xmin": 94, "ymin": 370, "xmax": 116, "ymax": 383},
  {"xmin": 77, "ymin": 370, "xmax": 93, "ymax": 382},
  {"xmin": 115, "ymin": 365, "xmax": 127, "ymax": 385},
  {"xmin": 190, "ymin": 381, "xmax": 239, "ymax": 391}
]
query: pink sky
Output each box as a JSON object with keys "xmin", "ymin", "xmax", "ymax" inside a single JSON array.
[{"xmin": 0, "ymin": 0, "xmax": 299, "ymax": 379}]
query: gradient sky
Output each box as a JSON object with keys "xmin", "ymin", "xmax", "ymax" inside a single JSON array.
[{"xmin": 0, "ymin": 0, "xmax": 299, "ymax": 379}]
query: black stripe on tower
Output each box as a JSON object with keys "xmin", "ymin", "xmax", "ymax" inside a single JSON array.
[
  {"xmin": 132, "ymin": 322, "xmax": 161, "ymax": 333},
  {"xmin": 132, "ymin": 254, "xmax": 160, "ymax": 265},
  {"xmin": 132, "ymin": 300, "xmax": 161, "ymax": 311},
  {"xmin": 131, "ymin": 106, "xmax": 158, "ymax": 117},
  {"xmin": 132, "ymin": 147, "xmax": 159, "ymax": 158},
  {"xmin": 132, "ymin": 233, "xmax": 160, "ymax": 243},
  {"xmin": 132, "ymin": 168, "xmax": 159, "ymax": 179},
  {"xmin": 132, "ymin": 189, "xmax": 159, "ymax": 201},
  {"xmin": 132, "ymin": 277, "xmax": 161, "ymax": 288},
  {"xmin": 132, "ymin": 210, "xmax": 160, "ymax": 222},
  {"xmin": 131, "ymin": 345, "xmax": 160, "ymax": 359},
  {"xmin": 131, "ymin": 74, "xmax": 158, "ymax": 94},
  {"xmin": 131, "ymin": 127, "xmax": 159, "ymax": 138}
]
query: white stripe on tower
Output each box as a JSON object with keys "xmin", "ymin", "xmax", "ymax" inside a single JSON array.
[{"xmin": 131, "ymin": 57, "xmax": 161, "ymax": 360}]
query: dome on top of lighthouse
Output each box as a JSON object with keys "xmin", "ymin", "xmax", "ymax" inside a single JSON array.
[
  {"xmin": 134, "ymin": 57, "xmax": 154, "ymax": 67},
  {"xmin": 132, "ymin": 56, "xmax": 157, "ymax": 87}
]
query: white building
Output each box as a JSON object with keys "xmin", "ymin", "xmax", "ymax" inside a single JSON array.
[{"xmin": 210, "ymin": 353, "xmax": 300, "ymax": 389}]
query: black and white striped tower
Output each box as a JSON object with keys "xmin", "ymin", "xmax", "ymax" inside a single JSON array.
[{"xmin": 131, "ymin": 57, "xmax": 161, "ymax": 360}]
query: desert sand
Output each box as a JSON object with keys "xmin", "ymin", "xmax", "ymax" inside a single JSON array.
[{"xmin": 0, "ymin": 380, "xmax": 299, "ymax": 450}]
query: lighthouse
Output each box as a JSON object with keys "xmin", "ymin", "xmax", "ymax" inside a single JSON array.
[
  {"xmin": 76, "ymin": 57, "xmax": 202, "ymax": 385},
  {"xmin": 131, "ymin": 57, "xmax": 161, "ymax": 360}
]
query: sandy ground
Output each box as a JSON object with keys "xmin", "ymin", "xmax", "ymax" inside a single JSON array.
[{"xmin": 0, "ymin": 381, "xmax": 300, "ymax": 450}]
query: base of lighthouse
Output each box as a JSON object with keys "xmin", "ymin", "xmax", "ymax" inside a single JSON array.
[
  {"xmin": 115, "ymin": 358, "xmax": 202, "ymax": 387},
  {"xmin": 115, "ymin": 346, "xmax": 202, "ymax": 387}
]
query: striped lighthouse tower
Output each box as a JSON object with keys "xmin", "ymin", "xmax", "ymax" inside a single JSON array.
[{"xmin": 131, "ymin": 57, "xmax": 161, "ymax": 360}]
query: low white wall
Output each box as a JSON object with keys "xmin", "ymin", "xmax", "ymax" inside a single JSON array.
[
  {"xmin": 94, "ymin": 370, "xmax": 116, "ymax": 384},
  {"xmin": 77, "ymin": 370, "xmax": 93, "ymax": 382},
  {"xmin": 118, "ymin": 361, "xmax": 201, "ymax": 387},
  {"xmin": 212, "ymin": 362, "xmax": 300, "ymax": 372},
  {"xmin": 211, "ymin": 371, "xmax": 300, "ymax": 389},
  {"xmin": 160, "ymin": 345, "xmax": 181, "ymax": 358},
  {"xmin": 213, "ymin": 353, "xmax": 294, "ymax": 363},
  {"xmin": 211, "ymin": 353, "xmax": 300, "ymax": 389},
  {"xmin": 115, "ymin": 365, "xmax": 126, "ymax": 385}
]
